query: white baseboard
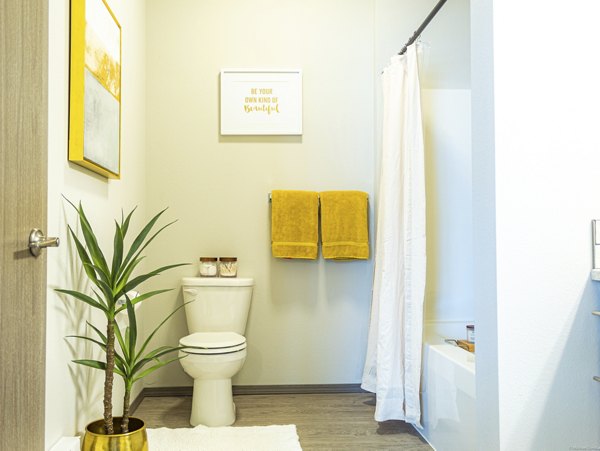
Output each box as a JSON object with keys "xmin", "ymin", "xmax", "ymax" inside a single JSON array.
[{"xmin": 48, "ymin": 436, "xmax": 80, "ymax": 451}]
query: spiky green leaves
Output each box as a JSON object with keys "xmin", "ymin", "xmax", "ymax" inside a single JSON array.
[
  {"xmin": 58, "ymin": 198, "xmax": 188, "ymax": 318},
  {"xmin": 57, "ymin": 198, "xmax": 190, "ymax": 434}
]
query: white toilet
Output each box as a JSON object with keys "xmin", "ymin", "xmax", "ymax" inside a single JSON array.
[{"xmin": 179, "ymin": 276, "xmax": 253, "ymax": 427}]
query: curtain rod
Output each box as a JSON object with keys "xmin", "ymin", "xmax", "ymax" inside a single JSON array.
[{"xmin": 398, "ymin": 0, "xmax": 449, "ymax": 55}]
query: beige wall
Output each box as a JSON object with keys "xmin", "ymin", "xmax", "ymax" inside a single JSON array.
[
  {"xmin": 45, "ymin": 0, "xmax": 147, "ymax": 447},
  {"xmin": 143, "ymin": 0, "xmax": 376, "ymax": 387}
]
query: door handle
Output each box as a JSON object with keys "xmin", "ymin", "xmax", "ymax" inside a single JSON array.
[{"xmin": 29, "ymin": 228, "xmax": 60, "ymax": 257}]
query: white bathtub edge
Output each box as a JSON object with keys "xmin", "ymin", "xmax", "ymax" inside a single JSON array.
[{"xmin": 420, "ymin": 340, "xmax": 476, "ymax": 451}]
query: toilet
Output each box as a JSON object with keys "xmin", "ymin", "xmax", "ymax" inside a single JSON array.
[{"xmin": 179, "ymin": 277, "xmax": 254, "ymax": 427}]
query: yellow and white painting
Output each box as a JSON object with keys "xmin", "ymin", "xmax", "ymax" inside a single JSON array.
[
  {"xmin": 82, "ymin": 0, "xmax": 121, "ymax": 175},
  {"xmin": 85, "ymin": 0, "xmax": 120, "ymax": 99}
]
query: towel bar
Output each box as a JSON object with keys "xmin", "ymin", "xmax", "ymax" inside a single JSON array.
[{"xmin": 268, "ymin": 192, "xmax": 368, "ymax": 202}]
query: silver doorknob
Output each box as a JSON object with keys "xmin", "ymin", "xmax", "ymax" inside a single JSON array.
[{"xmin": 29, "ymin": 228, "xmax": 60, "ymax": 257}]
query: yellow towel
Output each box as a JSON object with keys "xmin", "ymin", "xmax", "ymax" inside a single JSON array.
[
  {"xmin": 320, "ymin": 191, "xmax": 369, "ymax": 260},
  {"xmin": 271, "ymin": 190, "xmax": 319, "ymax": 259}
]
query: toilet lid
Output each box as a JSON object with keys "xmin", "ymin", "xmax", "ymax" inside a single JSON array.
[{"xmin": 180, "ymin": 332, "xmax": 246, "ymax": 355}]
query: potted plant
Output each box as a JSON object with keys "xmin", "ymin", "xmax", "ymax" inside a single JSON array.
[{"xmin": 57, "ymin": 199, "xmax": 188, "ymax": 450}]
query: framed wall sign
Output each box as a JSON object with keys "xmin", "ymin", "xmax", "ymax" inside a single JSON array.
[
  {"xmin": 220, "ymin": 69, "xmax": 302, "ymax": 135},
  {"xmin": 69, "ymin": 0, "xmax": 121, "ymax": 178}
]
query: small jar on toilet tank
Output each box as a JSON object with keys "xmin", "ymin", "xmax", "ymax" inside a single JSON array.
[
  {"xmin": 199, "ymin": 257, "xmax": 218, "ymax": 277},
  {"xmin": 219, "ymin": 257, "xmax": 238, "ymax": 277}
]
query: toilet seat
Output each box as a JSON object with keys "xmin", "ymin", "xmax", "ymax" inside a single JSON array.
[{"xmin": 180, "ymin": 332, "xmax": 246, "ymax": 355}]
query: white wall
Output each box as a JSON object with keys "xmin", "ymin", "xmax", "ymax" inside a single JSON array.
[
  {"xmin": 422, "ymin": 89, "xmax": 473, "ymax": 325},
  {"xmin": 143, "ymin": 0, "xmax": 472, "ymax": 389},
  {"xmin": 475, "ymin": 1, "xmax": 600, "ymax": 449},
  {"xmin": 45, "ymin": 0, "xmax": 147, "ymax": 448},
  {"xmin": 470, "ymin": 0, "xmax": 500, "ymax": 448}
]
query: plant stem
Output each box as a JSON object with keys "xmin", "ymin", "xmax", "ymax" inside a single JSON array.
[
  {"xmin": 121, "ymin": 381, "xmax": 131, "ymax": 433},
  {"xmin": 103, "ymin": 319, "xmax": 115, "ymax": 435}
]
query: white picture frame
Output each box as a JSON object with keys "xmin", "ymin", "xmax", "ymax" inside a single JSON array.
[{"xmin": 220, "ymin": 69, "xmax": 303, "ymax": 135}]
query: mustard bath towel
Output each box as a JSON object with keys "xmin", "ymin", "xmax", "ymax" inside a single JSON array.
[
  {"xmin": 320, "ymin": 191, "xmax": 369, "ymax": 260},
  {"xmin": 271, "ymin": 190, "xmax": 319, "ymax": 259}
]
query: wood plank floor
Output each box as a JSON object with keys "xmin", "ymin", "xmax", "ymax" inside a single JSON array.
[{"xmin": 134, "ymin": 393, "xmax": 432, "ymax": 450}]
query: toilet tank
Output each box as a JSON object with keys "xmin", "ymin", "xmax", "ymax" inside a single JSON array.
[{"xmin": 181, "ymin": 277, "xmax": 254, "ymax": 335}]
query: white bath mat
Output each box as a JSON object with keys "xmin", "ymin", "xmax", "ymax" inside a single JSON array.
[{"xmin": 147, "ymin": 424, "xmax": 302, "ymax": 451}]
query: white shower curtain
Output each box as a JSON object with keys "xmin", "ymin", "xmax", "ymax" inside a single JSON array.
[{"xmin": 361, "ymin": 43, "xmax": 426, "ymax": 426}]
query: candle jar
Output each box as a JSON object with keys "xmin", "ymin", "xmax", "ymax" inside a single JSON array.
[
  {"xmin": 218, "ymin": 257, "xmax": 238, "ymax": 277},
  {"xmin": 199, "ymin": 257, "xmax": 218, "ymax": 277}
]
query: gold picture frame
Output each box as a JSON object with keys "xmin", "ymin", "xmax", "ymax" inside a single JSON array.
[{"xmin": 68, "ymin": 0, "xmax": 121, "ymax": 179}]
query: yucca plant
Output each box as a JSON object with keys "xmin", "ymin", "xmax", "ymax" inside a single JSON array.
[
  {"xmin": 114, "ymin": 296, "xmax": 186, "ymax": 432},
  {"xmin": 79, "ymin": 294, "xmax": 187, "ymax": 432},
  {"xmin": 56, "ymin": 199, "xmax": 188, "ymax": 435}
]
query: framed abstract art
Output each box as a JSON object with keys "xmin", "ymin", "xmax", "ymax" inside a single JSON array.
[{"xmin": 68, "ymin": 0, "xmax": 121, "ymax": 178}]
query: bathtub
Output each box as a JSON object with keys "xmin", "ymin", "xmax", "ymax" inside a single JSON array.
[{"xmin": 418, "ymin": 342, "xmax": 476, "ymax": 451}]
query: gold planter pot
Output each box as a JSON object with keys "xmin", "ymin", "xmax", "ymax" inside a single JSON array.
[{"xmin": 81, "ymin": 417, "xmax": 148, "ymax": 451}]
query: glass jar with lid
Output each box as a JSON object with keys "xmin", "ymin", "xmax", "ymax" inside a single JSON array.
[
  {"xmin": 199, "ymin": 257, "xmax": 218, "ymax": 277},
  {"xmin": 218, "ymin": 257, "xmax": 238, "ymax": 277}
]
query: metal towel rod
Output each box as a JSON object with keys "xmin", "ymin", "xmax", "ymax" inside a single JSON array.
[{"xmin": 267, "ymin": 193, "xmax": 368, "ymax": 202}]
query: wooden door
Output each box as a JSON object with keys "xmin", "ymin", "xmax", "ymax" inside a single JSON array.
[{"xmin": 0, "ymin": 1, "xmax": 49, "ymax": 450}]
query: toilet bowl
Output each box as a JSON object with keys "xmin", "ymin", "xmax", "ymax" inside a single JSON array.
[
  {"xmin": 178, "ymin": 277, "xmax": 254, "ymax": 427},
  {"xmin": 179, "ymin": 332, "xmax": 247, "ymax": 427}
]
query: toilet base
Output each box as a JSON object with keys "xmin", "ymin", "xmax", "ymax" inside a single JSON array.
[{"xmin": 190, "ymin": 377, "xmax": 236, "ymax": 427}]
